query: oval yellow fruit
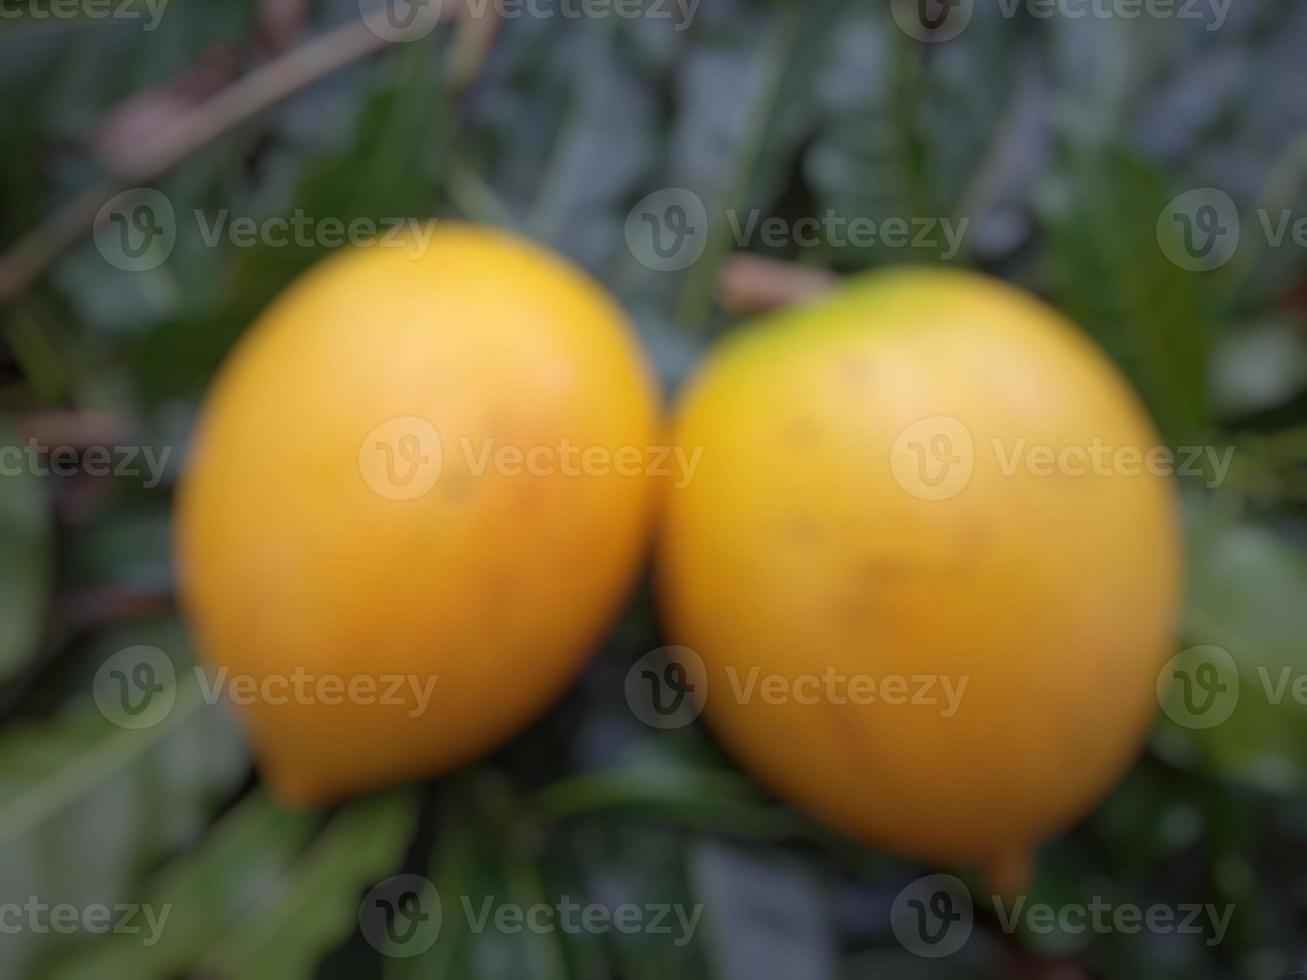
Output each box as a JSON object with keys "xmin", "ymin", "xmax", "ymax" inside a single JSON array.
[
  {"xmin": 177, "ymin": 224, "xmax": 661, "ymax": 807},
  {"xmin": 658, "ymin": 268, "xmax": 1181, "ymax": 885}
]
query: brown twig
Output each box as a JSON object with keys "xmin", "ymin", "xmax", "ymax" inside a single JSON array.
[
  {"xmin": 714, "ymin": 253, "xmax": 839, "ymax": 316},
  {"xmin": 447, "ymin": 4, "xmax": 503, "ymax": 92},
  {"xmin": 61, "ymin": 588, "xmax": 175, "ymax": 633},
  {"xmin": 14, "ymin": 409, "xmax": 131, "ymax": 449},
  {"xmin": 0, "ymin": 17, "xmax": 408, "ymax": 307}
]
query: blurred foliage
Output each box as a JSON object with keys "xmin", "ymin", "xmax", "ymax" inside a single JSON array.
[{"xmin": 1, "ymin": 0, "xmax": 1307, "ymax": 977}]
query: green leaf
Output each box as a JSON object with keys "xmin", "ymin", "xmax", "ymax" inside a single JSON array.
[
  {"xmin": 64, "ymin": 502, "xmax": 173, "ymax": 594},
  {"xmin": 520, "ymin": 23, "xmax": 657, "ymax": 269},
  {"xmin": 530, "ymin": 764, "xmax": 805, "ymax": 841},
  {"xmin": 390, "ymin": 774, "xmax": 575, "ymax": 980},
  {"xmin": 665, "ymin": 0, "xmax": 852, "ymax": 325},
  {"xmin": 1209, "ymin": 318, "xmax": 1307, "ymax": 418},
  {"xmin": 691, "ymin": 841, "xmax": 835, "ymax": 980},
  {"xmin": 0, "ymin": 618, "xmax": 248, "ymax": 978},
  {"xmin": 43, "ymin": 791, "xmax": 320, "ymax": 980},
  {"xmin": 0, "ymin": 422, "xmax": 52, "ymax": 681},
  {"xmin": 132, "ymin": 43, "xmax": 451, "ymax": 404},
  {"xmin": 806, "ymin": 4, "xmax": 1035, "ymax": 268},
  {"xmin": 1153, "ymin": 501, "xmax": 1307, "ymax": 794},
  {"xmin": 1039, "ymin": 143, "xmax": 1213, "ymax": 440},
  {"xmin": 804, "ymin": 8, "xmax": 914, "ymax": 263},
  {"xmin": 0, "ymin": 619, "xmax": 245, "ymax": 845},
  {"xmin": 201, "ymin": 789, "xmax": 419, "ymax": 980}
]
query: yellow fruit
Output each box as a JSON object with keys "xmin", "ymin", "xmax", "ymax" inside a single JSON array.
[
  {"xmin": 658, "ymin": 268, "xmax": 1181, "ymax": 885},
  {"xmin": 177, "ymin": 224, "xmax": 661, "ymax": 807}
]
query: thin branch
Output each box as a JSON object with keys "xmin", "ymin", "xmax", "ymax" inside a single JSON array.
[
  {"xmin": 0, "ymin": 18, "xmax": 409, "ymax": 307},
  {"xmin": 715, "ymin": 253, "xmax": 838, "ymax": 316}
]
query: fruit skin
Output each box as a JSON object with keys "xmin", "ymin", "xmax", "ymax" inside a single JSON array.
[
  {"xmin": 177, "ymin": 224, "xmax": 661, "ymax": 807},
  {"xmin": 658, "ymin": 268, "xmax": 1181, "ymax": 877}
]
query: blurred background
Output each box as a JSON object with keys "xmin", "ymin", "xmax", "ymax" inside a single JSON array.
[{"xmin": 2, "ymin": 0, "xmax": 1307, "ymax": 977}]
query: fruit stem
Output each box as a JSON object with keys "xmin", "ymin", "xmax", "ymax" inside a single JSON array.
[{"xmin": 985, "ymin": 848, "xmax": 1034, "ymax": 899}]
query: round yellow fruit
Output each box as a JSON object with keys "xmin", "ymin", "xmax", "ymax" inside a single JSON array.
[
  {"xmin": 658, "ymin": 268, "xmax": 1181, "ymax": 883},
  {"xmin": 177, "ymin": 224, "xmax": 661, "ymax": 807}
]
